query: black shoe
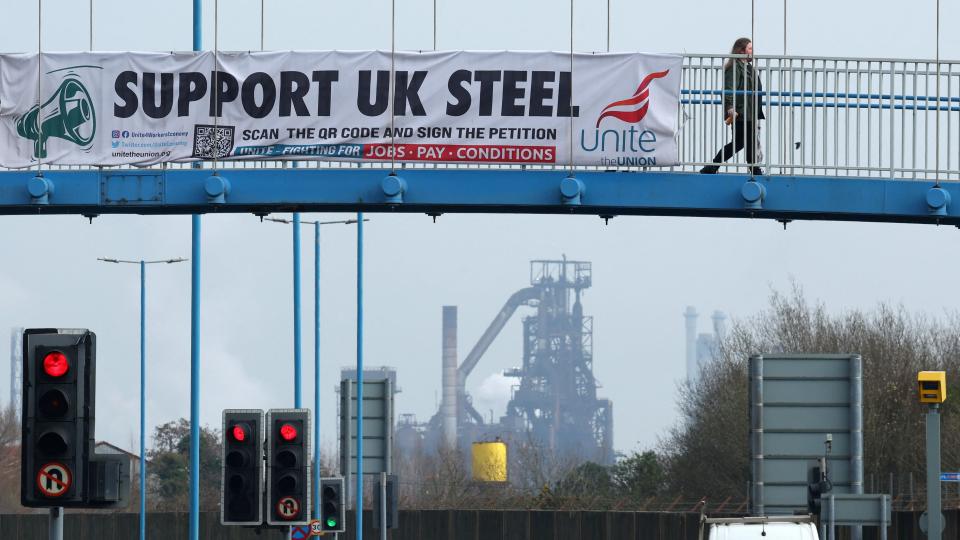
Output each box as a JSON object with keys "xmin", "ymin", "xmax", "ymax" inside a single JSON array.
[
  {"xmin": 700, "ymin": 165, "xmax": 719, "ymax": 174},
  {"xmin": 751, "ymin": 167, "xmax": 765, "ymax": 176}
]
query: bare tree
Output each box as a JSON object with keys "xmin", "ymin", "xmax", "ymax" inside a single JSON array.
[
  {"xmin": 660, "ymin": 284, "xmax": 960, "ymax": 501},
  {"xmin": 0, "ymin": 404, "xmax": 19, "ymax": 448}
]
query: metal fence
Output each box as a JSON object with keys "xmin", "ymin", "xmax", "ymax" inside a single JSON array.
[{"xmin": 680, "ymin": 54, "xmax": 960, "ymax": 181}]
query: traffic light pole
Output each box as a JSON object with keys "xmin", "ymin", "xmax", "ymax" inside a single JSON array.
[{"xmin": 49, "ymin": 507, "xmax": 63, "ymax": 540}]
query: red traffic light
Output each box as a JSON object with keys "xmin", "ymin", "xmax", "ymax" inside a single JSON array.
[
  {"xmin": 279, "ymin": 423, "xmax": 297, "ymax": 441},
  {"xmin": 231, "ymin": 424, "xmax": 248, "ymax": 442},
  {"xmin": 42, "ymin": 352, "xmax": 69, "ymax": 378}
]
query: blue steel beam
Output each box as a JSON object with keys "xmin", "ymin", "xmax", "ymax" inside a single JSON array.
[{"xmin": 0, "ymin": 169, "xmax": 957, "ymax": 225}]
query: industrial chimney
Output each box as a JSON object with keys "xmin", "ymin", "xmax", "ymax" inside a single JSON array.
[
  {"xmin": 441, "ymin": 306, "xmax": 458, "ymax": 448},
  {"xmin": 684, "ymin": 306, "xmax": 698, "ymax": 381},
  {"xmin": 711, "ymin": 310, "xmax": 728, "ymax": 340}
]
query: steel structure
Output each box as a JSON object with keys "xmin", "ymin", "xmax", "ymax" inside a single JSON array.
[
  {"xmin": 504, "ymin": 259, "xmax": 613, "ymax": 465},
  {"xmin": 1, "ymin": 167, "xmax": 958, "ymax": 224},
  {"xmin": 420, "ymin": 258, "xmax": 613, "ymax": 466}
]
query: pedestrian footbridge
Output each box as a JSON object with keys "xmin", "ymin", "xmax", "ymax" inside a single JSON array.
[{"xmin": 1, "ymin": 53, "xmax": 958, "ymax": 224}]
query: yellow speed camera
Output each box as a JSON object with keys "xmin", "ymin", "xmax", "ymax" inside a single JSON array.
[{"xmin": 918, "ymin": 371, "xmax": 947, "ymax": 404}]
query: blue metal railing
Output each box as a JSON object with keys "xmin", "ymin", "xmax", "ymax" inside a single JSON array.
[{"xmin": 682, "ymin": 89, "xmax": 960, "ymax": 112}]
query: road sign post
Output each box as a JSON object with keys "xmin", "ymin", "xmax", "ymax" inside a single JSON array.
[
  {"xmin": 380, "ymin": 472, "xmax": 386, "ymax": 540},
  {"xmin": 372, "ymin": 473, "xmax": 398, "ymax": 534}
]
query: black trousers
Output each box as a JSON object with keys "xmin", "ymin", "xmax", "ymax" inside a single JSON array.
[{"xmin": 711, "ymin": 120, "xmax": 757, "ymax": 165}]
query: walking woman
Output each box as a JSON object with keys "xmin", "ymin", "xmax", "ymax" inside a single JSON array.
[{"xmin": 701, "ymin": 37, "xmax": 765, "ymax": 175}]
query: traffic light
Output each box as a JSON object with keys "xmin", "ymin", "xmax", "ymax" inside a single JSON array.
[
  {"xmin": 221, "ymin": 409, "xmax": 264, "ymax": 525},
  {"xmin": 372, "ymin": 474, "xmax": 399, "ymax": 530},
  {"xmin": 319, "ymin": 477, "xmax": 345, "ymax": 533},
  {"xmin": 266, "ymin": 409, "xmax": 311, "ymax": 526},
  {"xmin": 21, "ymin": 329, "xmax": 96, "ymax": 507}
]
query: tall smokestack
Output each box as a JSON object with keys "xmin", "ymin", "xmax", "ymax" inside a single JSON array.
[
  {"xmin": 441, "ymin": 306, "xmax": 458, "ymax": 449},
  {"xmin": 684, "ymin": 306, "xmax": 698, "ymax": 381},
  {"xmin": 712, "ymin": 310, "xmax": 728, "ymax": 340}
]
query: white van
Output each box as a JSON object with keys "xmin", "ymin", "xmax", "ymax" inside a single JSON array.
[{"xmin": 700, "ymin": 515, "xmax": 820, "ymax": 540}]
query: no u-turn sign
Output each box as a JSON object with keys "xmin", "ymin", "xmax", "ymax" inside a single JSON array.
[
  {"xmin": 36, "ymin": 462, "xmax": 72, "ymax": 498},
  {"xmin": 276, "ymin": 496, "xmax": 300, "ymax": 520}
]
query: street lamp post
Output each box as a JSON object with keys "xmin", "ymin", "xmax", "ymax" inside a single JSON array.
[
  {"xmin": 97, "ymin": 256, "xmax": 187, "ymax": 540},
  {"xmin": 266, "ymin": 215, "xmax": 365, "ymax": 521}
]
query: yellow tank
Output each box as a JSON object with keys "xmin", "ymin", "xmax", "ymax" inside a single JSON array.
[{"xmin": 472, "ymin": 440, "xmax": 508, "ymax": 482}]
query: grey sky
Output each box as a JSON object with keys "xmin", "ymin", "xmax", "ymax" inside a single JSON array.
[{"xmin": 1, "ymin": 0, "xmax": 958, "ymax": 456}]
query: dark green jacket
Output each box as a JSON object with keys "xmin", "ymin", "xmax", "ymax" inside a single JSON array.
[{"xmin": 723, "ymin": 60, "xmax": 765, "ymax": 121}]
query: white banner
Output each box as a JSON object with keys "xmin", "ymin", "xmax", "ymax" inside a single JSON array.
[{"xmin": 0, "ymin": 51, "xmax": 681, "ymax": 168}]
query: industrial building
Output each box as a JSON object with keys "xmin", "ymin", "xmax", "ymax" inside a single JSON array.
[
  {"xmin": 397, "ymin": 258, "xmax": 614, "ymax": 469},
  {"xmin": 683, "ymin": 306, "xmax": 727, "ymax": 382}
]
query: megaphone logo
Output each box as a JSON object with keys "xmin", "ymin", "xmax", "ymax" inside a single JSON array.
[{"xmin": 16, "ymin": 77, "xmax": 96, "ymax": 159}]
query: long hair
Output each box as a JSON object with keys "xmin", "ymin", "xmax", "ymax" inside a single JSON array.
[{"xmin": 723, "ymin": 37, "xmax": 752, "ymax": 69}]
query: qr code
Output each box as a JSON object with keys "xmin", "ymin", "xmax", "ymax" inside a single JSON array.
[{"xmin": 192, "ymin": 124, "xmax": 235, "ymax": 159}]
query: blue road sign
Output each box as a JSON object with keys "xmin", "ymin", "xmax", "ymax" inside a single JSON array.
[
  {"xmin": 290, "ymin": 525, "xmax": 311, "ymax": 539},
  {"xmin": 940, "ymin": 472, "xmax": 960, "ymax": 482}
]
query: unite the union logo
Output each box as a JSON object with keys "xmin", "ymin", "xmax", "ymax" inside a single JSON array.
[{"xmin": 595, "ymin": 70, "xmax": 670, "ymax": 128}]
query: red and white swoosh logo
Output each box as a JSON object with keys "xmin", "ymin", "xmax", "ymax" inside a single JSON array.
[{"xmin": 595, "ymin": 70, "xmax": 670, "ymax": 128}]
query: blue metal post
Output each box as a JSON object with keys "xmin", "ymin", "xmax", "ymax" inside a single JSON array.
[
  {"xmin": 139, "ymin": 260, "xmax": 146, "ymax": 540},
  {"xmin": 294, "ymin": 212, "xmax": 302, "ymax": 408},
  {"xmin": 189, "ymin": 217, "xmax": 201, "ymax": 540},
  {"xmin": 356, "ymin": 212, "xmax": 364, "ymax": 540},
  {"xmin": 313, "ymin": 221, "xmax": 321, "ymax": 521},
  {"xmin": 192, "ymin": 0, "xmax": 202, "ymax": 52},
  {"xmin": 189, "ymin": 3, "xmax": 201, "ymax": 539}
]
